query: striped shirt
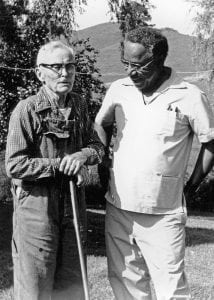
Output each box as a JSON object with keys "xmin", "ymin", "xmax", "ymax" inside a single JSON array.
[{"xmin": 5, "ymin": 86, "xmax": 104, "ymax": 182}]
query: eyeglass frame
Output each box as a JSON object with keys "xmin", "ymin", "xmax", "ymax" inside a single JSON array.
[
  {"xmin": 38, "ymin": 62, "xmax": 76, "ymax": 76},
  {"xmin": 121, "ymin": 57, "xmax": 157, "ymax": 74}
]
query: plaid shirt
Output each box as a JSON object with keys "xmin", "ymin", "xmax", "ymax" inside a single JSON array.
[{"xmin": 5, "ymin": 86, "xmax": 104, "ymax": 182}]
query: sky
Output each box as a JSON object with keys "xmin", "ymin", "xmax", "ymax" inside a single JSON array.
[{"xmin": 75, "ymin": 0, "xmax": 198, "ymax": 35}]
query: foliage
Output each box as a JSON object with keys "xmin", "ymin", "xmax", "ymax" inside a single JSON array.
[
  {"xmin": 73, "ymin": 38, "xmax": 106, "ymax": 120},
  {"xmin": 186, "ymin": 0, "xmax": 214, "ymax": 89},
  {"xmin": 108, "ymin": 0, "xmax": 152, "ymax": 36},
  {"xmin": 107, "ymin": 0, "xmax": 153, "ymax": 56},
  {"xmin": 0, "ymin": 0, "xmax": 106, "ymax": 149}
]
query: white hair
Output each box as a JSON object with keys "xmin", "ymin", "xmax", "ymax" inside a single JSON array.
[{"xmin": 36, "ymin": 41, "xmax": 75, "ymax": 65}]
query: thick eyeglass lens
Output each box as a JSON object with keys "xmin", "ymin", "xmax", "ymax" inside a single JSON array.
[{"xmin": 39, "ymin": 63, "xmax": 76, "ymax": 74}]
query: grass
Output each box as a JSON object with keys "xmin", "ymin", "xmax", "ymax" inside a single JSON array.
[
  {"xmin": 0, "ymin": 136, "xmax": 214, "ymax": 300},
  {"xmin": 87, "ymin": 210, "xmax": 214, "ymax": 300},
  {"xmin": 185, "ymin": 214, "xmax": 214, "ymax": 299},
  {"xmin": 1, "ymin": 72, "xmax": 214, "ymax": 299},
  {"xmin": 0, "ymin": 92, "xmax": 214, "ymax": 299},
  {"xmin": 0, "ymin": 204, "xmax": 214, "ymax": 300},
  {"xmin": 1, "ymin": 22, "xmax": 214, "ymax": 298}
]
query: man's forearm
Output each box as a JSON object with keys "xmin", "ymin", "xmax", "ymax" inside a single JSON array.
[
  {"xmin": 6, "ymin": 155, "xmax": 61, "ymax": 180},
  {"xmin": 185, "ymin": 142, "xmax": 214, "ymax": 192},
  {"xmin": 94, "ymin": 123, "xmax": 113, "ymax": 152}
]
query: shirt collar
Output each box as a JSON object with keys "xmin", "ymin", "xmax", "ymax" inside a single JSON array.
[
  {"xmin": 158, "ymin": 69, "xmax": 188, "ymax": 91},
  {"xmin": 35, "ymin": 86, "xmax": 72, "ymax": 112},
  {"xmin": 122, "ymin": 68, "xmax": 188, "ymax": 92}
]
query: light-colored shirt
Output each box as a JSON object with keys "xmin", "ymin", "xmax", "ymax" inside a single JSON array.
[{"xmin": 96, "ymin": 70, "xmax": 214, "ymax": 214}]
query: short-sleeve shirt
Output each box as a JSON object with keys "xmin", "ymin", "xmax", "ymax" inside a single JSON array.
[{"xmin": 95, "ymin": 70, "xmax": 214, "ymax": 214}]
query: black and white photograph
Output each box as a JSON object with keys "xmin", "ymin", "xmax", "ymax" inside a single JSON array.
[{"xmin": 0, "ymin": 0, "xmax": 214, "ymax": 299}]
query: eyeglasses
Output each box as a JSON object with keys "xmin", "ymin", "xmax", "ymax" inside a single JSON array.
[
  {"xmin": 38, "ymin": 62, "xmax": 76, "ymax": 75},
  {"xmin": 121, "ymin": 58, "xmax": 156, "ymax": 74}
]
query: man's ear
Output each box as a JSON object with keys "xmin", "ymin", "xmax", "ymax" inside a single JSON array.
[{"xmin": 35, "ymin": 67, "xmax": 45, "ymax": 83}]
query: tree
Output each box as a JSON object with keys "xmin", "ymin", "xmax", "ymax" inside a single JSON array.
[
  {"xmin": 0, "ymin": 0, "xmax": 106, "ymax": 149},
  {"xmin": 108, "ymin": 0, "xmax": 152, "ymax": 35},
  {"xmin": 0, "ymin": 0, "xmax": 28, "ymax": 146},
  {"xmin": 107, "ymin": 0, "xmax": 153, "ymax": 56},
  {"xmin": 186, "ymin": 0, "xmax": 214, "ymax": 85}
]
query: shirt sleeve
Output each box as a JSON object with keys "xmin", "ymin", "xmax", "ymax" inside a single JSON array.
[
  {"xmin": 80, "ymin": 98, "xmax": 105, "ymax": 165},
  {"xmin": 95, "ymin": 83, "xmax": 117, "ymax": 127},
  {"xmin": 5, "ymin": 100, "xmax": 60, "ymax": 180},
  {"xmin": 188, "ymin": 88, "xmax": 214, "ymax": 143}
]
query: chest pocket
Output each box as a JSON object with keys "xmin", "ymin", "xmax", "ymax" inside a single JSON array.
[
  {"xmin": 42, "ymin": 117, "xmax": 75, "ymax": 139},
  {"xmin": 149, "ymin": 109, "xmax": 187, "ymax": 137},
  {"xmin": 37, "ymin": 110, "xmax": 79, "ymax": 158},
  {"xmin": 156, "ymin": 110, "xmax": 177, "ymax": 136}
]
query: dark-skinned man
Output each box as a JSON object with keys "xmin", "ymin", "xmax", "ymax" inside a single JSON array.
[{"xmin": 95, "ymin": 27, "xmax": 214, "ymax": 300}]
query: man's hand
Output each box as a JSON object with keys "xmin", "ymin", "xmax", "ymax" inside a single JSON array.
[
  {"xmin": 76, "ymin": 166, "xmax": 90, "ymax": 187},
  {"xmin": 59, "ymin": 152, "xmax": 87, "ymax": 176},
  {"xmin": 184, "ymin": 142, "xmax": 214, "ymax": 203}
]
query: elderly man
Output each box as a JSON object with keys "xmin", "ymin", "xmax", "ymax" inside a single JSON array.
[
  {"xmin": 6, "ymin": 41, "xmax": 104, "ymax": 300},
  {"xmin": 95, "ymin": 27, "xmax": 214, "ymax": 299}
]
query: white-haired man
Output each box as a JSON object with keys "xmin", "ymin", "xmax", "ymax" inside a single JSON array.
[{"xmin": 6, "ymin": 41, "xmax": 104, "ymax": 299}]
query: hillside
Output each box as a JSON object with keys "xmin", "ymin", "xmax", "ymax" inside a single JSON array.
[{"xmin": 77, "ymin": 22, "xmax": 196, "ymax": 83}]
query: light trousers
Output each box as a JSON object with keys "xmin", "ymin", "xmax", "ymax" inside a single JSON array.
[{"xmin": 105, "ymin": 202, "xmax": 191, "ymax": 300}]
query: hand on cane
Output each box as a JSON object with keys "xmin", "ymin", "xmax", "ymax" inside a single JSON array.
[
  {"xmin": 59, "ymin": 152, "xmax": 90, "ymax": 187},
  {"xmin": 59, "ymin": 152, "xmax": 87, "ymax": 175},
  {"xmin": 76, "ymin": 166, "xmax": 90, "ymax": 187}
]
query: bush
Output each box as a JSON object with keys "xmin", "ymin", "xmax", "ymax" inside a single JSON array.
[
  {"xmin": 0, "ymin": 0, "xmax": 106, "ymax": 150},
  {"xmin": 0, "ymin": 178, "xmax": 12, "ymax": 204}
]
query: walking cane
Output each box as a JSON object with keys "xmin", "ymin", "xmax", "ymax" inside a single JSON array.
[{"xmin": 69, "ymin": 180, "xmax": 90, "ymax": 300}]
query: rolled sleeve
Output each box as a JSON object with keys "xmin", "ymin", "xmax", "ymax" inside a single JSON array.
[
  {"xmin": 80, "ymin": 99, "xmax": 105, "ymax": 165},
  {"xmin": 189, "ymin": 91, "xmax": 214, "ymax": 143},
  {"xmin": 95, "ymin": 83, "xmax": 116, "ymax": 127}
]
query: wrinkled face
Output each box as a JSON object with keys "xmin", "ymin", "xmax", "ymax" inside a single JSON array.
[
  {"xmin": 36, "ymin": 47, "xmax": 76, "ymax": 96},
  {"xmin": 123, "ymin": 41, "xmax": 163, "ymax": 93}
]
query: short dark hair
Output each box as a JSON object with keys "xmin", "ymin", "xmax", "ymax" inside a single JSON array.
[{"xmin": 124, "ymin": 26, "xmax": 168, "ymax": 62}]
